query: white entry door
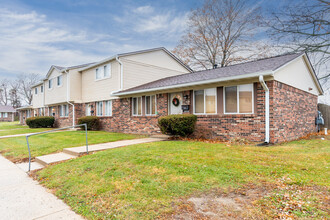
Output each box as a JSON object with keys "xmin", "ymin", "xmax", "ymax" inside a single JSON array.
[{"xmin": 170, "ymin": 93, "xmax": 183, "ymax": 114}]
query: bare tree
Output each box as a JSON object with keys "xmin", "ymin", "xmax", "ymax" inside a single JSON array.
[
  {"xmin": 17, "ymin": 73, "xmax": 41, "ymax": 105},
  {"xmin": 266, "ymin": 0, "xmax": 330, "ymax": 83},
  {"xmin": 0, "ymin": 80, "xmax": 9, "ymax": 105},
  {"xmin": 173, "ymin": 0, "xmax": 263, "ymax": 70},
  {"xmin": 9, "ymin": 81, "xmax": 21, "ymax": 108}
]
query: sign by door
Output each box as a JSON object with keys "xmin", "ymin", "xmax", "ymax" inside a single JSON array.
[{"xmin": 170, "ymin": 93, "xmax": 183, "ymax": 114}]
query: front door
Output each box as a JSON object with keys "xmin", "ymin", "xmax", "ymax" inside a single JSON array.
[{"xmin": 170, "ymin": 93, "xmax": 183, "ymax": 114}]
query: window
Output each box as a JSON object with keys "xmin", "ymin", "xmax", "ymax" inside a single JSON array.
[
  {"xmin": 105, "ymin": 100, "xmax": 112, "ymax": 116},
  {"xmin": 96, "ymin": 101, "xmax": 103, "ymax": 116},
  {"xmin": 224, "ymin": 84, "xmax": 253, "ymax": 114},
  {"xmin": 59, "ymin": 105, "xmax": 63, "ymax": 117},
  {"xmin": 194, "ymin": 88, "xmax": 216, "ymax": 114},
  {"xmin": 48, "ymin": 79, "xmax": 53, "ymax": 89},
  {"xmin": 41, "ymin": 85, "xmax": 44, "ymax": 93},
  {"xmin": 57, "ymin": 75, "xmax": 62, "ymax": 86},
  {"xmin": 104, "ymin": 64, "xmax": 111, "ymax": 77},
  {"xmin": 27, "ymin": 110, "xmax": 31, "ymax": 118},
  {"xmin": 64, "ymin": 105, "xmax": 69, "ymax": 116},
  {"xmin": 145, "ymin": 95, "xmax": 156, "ymax": 115},
  {"xmin": 3, "ymin": 112, "xmax": 8, "ymax": 118},
  {"xmin": 35, "ymin": 88, "xmax": 38, "ymax": 95},
  {"xmin": 132, "ymin": 97, "xmax": 142, "ymax": 116},
  {"xmin": 95, "ymin": 64, "xmax": 111, "ymax": 80},
  {"xmin": 59, "ymin": 105, "xmax": 68, "ymax": 117},
  {"xmin": 38, "ymin": 108, "xmax": 41, "ymax": 116},
  {"xmin": 86, "ymin": 104, "xmax": 91, "ymax": 116},
  {"xmin": 49, "ymin": 107, "xmax": 55, "ymax": 116},
  {"xmin": 0, "ymin": 113, "xmax": 2, "ymax": 117}
]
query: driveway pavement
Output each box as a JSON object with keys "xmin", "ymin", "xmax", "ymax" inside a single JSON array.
[{"xmin": 0, "ymin": 155, "xmax": 83, "ymax": 220}]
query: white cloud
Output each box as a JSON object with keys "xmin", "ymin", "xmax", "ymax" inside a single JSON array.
[
  {"xmin": 114, "ymin": 6, "xmax": 189, "ymax": 41},
  {"xmin": 133, "ymin": 5, "xmax": 154, "ymax": 14},
  {"xmin": 0, "ymin": 8, "xmax": 105, "ymax": 77}
]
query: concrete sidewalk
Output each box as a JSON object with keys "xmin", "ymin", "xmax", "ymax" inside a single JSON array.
[{"xmin": 0, "ymin": 155, "xmax": 83, "ymax": 220}]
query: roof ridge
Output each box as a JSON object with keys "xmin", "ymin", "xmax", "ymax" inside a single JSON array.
[{"xmin": 193, "ymin": 52, "xmax": 303, "ymax": 74}]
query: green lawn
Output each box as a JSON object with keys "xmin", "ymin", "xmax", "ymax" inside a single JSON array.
[
  {"xmin": 0, "ymin": 121, "xmax": 50, "ymax": 136},
  {"xmin": 0, "ymin": 131, "xmax": 144, "ymax": 162},
  {"xmin": 35, "ymin": 136, "xmax": 330, "ymax": 219},
  {"xmin": 0, "ymin": 121, "xmax": 25, "ymax": 130}
]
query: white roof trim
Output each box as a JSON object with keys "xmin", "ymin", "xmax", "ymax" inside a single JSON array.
[
  {"xmin": 45, "ymin": 66, "xmax": 62, "ymax": 79},
  {"xmin": 78, "ymin": 47, "xmax": 192, "ymax": 72},
  {"xmin": 114, "ymin": 70, "xmax": 274, "ymax": 96}
]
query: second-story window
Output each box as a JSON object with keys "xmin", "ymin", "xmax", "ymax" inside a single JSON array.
[
  {"xmin": 35, "ymin": 88, "xmax": 38, "ymax": 95},
  {"xmin": 49, "ymin": 79, "xmax": 53, "ymax": 89},
  {"xmin": 95, "ymin": 64, "xmax": 111, "ymax": 80},
  {"xmin": 57, "ymin": 75, "xmax": 63, "ymax": 86},
  {"xmin": 41, "ymin": 85, "xmax": 43, "ymax": 93}
]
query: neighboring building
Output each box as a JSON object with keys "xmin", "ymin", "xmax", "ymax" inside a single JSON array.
[
  {"xmin": 0, "ymin": 105, "xmax": 16, "ymax": 122},
  {"xmin": 18, "ymin": 49, "xmax": 323, "ymax": 143},
  {"xmin": 18, "ymin": 47, "xmax": 192, "ymax": 126}
]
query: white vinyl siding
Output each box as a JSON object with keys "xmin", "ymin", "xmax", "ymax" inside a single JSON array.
[
  {"xmin": 96, "ymin": 101, "xmax": 103, "ymax": 116},
  {"xmin": 224, "ymin": 84, "xmax": 253, "ymax": 114},
  {"xmin": 194, "ymin": 88, "xmax": 217, "ymax": 114},
  {"xmin": 132, "ymin": 97, "xmax": 142, "ymax": 116},
  {"xmin": 104, "ymin": 100, "xmax": 112, "ymax": 116},
  {"xmin": 145, "ymin": 95, "xmax": 156, "ymax": 115}
]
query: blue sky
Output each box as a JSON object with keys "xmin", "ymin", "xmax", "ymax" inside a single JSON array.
[{"xmin": 0, "ymin": 0, "xmax": 296, "ymax": 79}]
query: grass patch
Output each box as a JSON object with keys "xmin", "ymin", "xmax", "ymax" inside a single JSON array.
[
  {"xmin": 0, "ymin": 131, "xmax": 144, "ymax": 162},
  {"xmin": 0, "ymin": 121, "xmax": 51, "ymax": 136},
  {"xmin": 35, "ymin": 137, "xmax": 330, "ymax": 219},
  {"xmin": 0, "ymin": 121, "xmax": 27, "ymax": 130}
]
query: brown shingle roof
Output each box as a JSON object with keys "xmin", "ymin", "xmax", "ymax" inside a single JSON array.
[{"xmin": 115, "ymin": 53, "xmax": 304, "ymax": 95}]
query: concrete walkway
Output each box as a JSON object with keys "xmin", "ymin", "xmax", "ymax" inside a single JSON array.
[
  {"xmin": 17, "ymin": 137, "xmax": 168, "ymax": 172},
  {"xmin": 0, "ymin": 155, "xmax": 83, "ymax": 220}
]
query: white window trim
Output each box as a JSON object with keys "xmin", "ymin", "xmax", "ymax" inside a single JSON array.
[
  {"xmin": 145, "ymin": 95, "xmax": 157, "ymax": 116},
  {"xmin": 104, "ymin": 100, "xmax": 112, "ymax": 116},
  {"xmin": 57, "ymin": 75, "xmax": 63, "ymax": 87},
  {"xmin": 193, "ymin": 88, "xmax": 218, "ymax": 115},
  {"xmin": 223, "ymin": 84, "xmax": 254, "ymax": 115},
  {"xmin": 95, "ymin": 64, "xmax": 111, "ymax": 81},
  {"xmin": 132, "ymin": 97, "xmax": 142, "ymax": 116}
]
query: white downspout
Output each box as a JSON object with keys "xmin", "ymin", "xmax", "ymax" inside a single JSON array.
[
  {"xmin": 259, "ymin": 75, "xmax": 270, "ymax": 143},
  {"xmin": 65, "ymin": 69, "xmax": 75, "ymax": 127},
  {"xmin": 111, "ymin": 56, "xmax": 123, "ymax": 94}
]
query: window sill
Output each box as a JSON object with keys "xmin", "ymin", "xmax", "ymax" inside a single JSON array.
[{"xmin": 95, "ymin": 76, "xmax": 111, "ymax": 82}]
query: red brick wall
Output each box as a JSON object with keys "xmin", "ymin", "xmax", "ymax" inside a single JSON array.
[
  {"xmin": 0, "ymin": 112, "xmax": 14, "ymax": 122},
  {"xmin": 34, "ymin": 80, "xmax": 317, "ymax": 143},
  {"xmin": 192, "ymin": 83, "xmax": 266, "ymax": 142},
  {"xmin": 270, "ymin": 81, "xmax": 318, "ymax": 143},
  {"xmin": 55, "ymin": 104, "xmax": 84, "ymax": 128},
  {"xmin": 96, "ymin": 94, "xmax": 168, "ymax": 134}
]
